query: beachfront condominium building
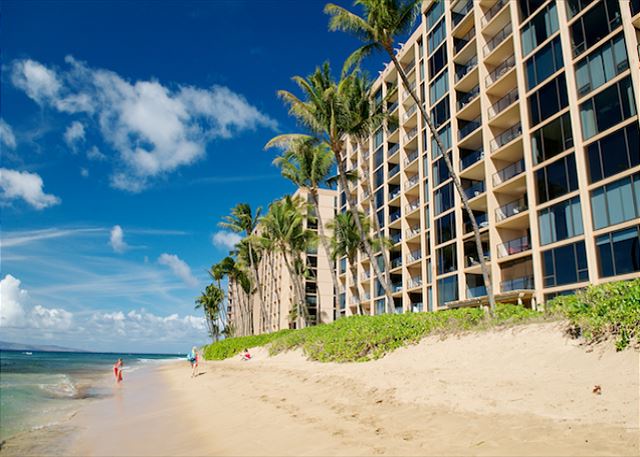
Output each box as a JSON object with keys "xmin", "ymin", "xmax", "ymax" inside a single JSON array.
[
  {"xmin": 227, "ymin": 188, "xmax": 337, "ymax": 336},
  {"xmin": 336, "ymin": 0, "xmax": 640, "ymax": 316}
]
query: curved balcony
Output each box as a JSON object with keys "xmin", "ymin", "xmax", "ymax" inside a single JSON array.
[
  {"xmin": 495, "ymin": 197, "xmax": 527, "ymax": 222},
  {"xmin": 490, "ymin": 123, "xmax": 522, "ymax": 153}
]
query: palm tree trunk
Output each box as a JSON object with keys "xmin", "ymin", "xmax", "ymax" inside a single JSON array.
[
  {"xmin": 281, "ymin": 249, "xmax": 301, "ymax": 328},
  {"xmin": 348, "ymin": 259, "xmax": 363, "ymax": 315},
  {"xmin": 336, "ymin": 157, "xmax": 396, "ymax": 313},
  {"xmin": 309, "ymin": 189, "xmax": 341, "ymax": 321},
  {"xmin": 387, "ymin": 50, "xmax": 496, "ymax": 314},
  {"xmin": 247, "ymin": 243, "xmax": 268, "ymax": 333}
]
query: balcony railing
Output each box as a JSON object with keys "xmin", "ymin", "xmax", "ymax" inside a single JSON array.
[
  {"xmin": 485, "ymin": 54, "xmax": 516, "ymax": 87},
  {"xmin": 454, "ymin": 26, "xmax": 476, "ymax": 54},
  {"xmin": 481, "ymin": 0, "xmax": 507, "ymax": 26},
  {"xmin": 467, "ymin": 285, "xmax": 487, "ymax": 298},
  {"xmin": 388, "ymin": 143, "xmax": 400, "ymax": 156},
  {"xmin": 390, "ymin": 209, "xmax": 402, "ymax": 222},
  {"xmin": 362, "ymin": 292, "xmax": 371, "ymax": 300},
  {"xmin": 463, "ymin": 180, "xmax": 485, "ymax": 199},
  {"xmin": 361, "ymin": 271, "xmax": 371, "ymax": 281},
  {"xmin": 387, "ymin": 101, "xmax": 399, "ymax": 113},
  {"xmin": 490, "ymin": 123, "xmax": 522, "ymax": 152},
  {"xmin": 403, "ymin": 104, "xmax": 418, "ymax": 121},
  {"xmin": 497, "ymin": 235, "xmax": 530, "ymax": 258},
  {"xmin": 501, "ymin": 275, "xmax": 534, "ymax": 292},
  {"xmin": 403, "ymin": 59, "xmax": 416, "ymax": 74},
  {"xmin": 390, "ymin": 232, "xmax": 402, "ymax": 244},
  {"xmin": 405, "ymin": 198, "xmax": 420, "ymax": 213},
  {"xmin": 404, "ymin": 174, "xmax": 420, "ymax": 190},
  {"xmin": 389, "ymin": 164, "xmax": 400, "ymax": 177},
  {"xmin": 483, "ymin": 23, "xmax": 512, "ymax": 56},
  {"xmin": 404, "ymin": 127, "xmax": 418, "ymax": 143},
  {"xmin": 391, "ymin": 257, "xmax": 403, "ymax": 268},
  {"xmin": 493, "ymin": 159, "xmax": 525, "ymax": 186},
  {"xmin": 455, "ymin": 55, "xmax": 478, "ymax": 82},
  {"xmin": 452, "ymin": 0, "xmax": 474, "ymax": 26},
  {"xmin": 488, "ymin": 88, "xmax": 518, "ymax": 119},
  {"xmin": 464, "ymin": 212, "xmax": 489, "ymax": 233},
  {"xmin": 404, "ymin": 149, "xmax": 419, "ymax": 165},
  {"xmin": 495, "ymin": 197, "xmax": 527, "ymax": 222},
  {"xmin": 406, "ymin": 249, "xmax": 422, "ymax": 263},
  {"xmin": 402, "ymin": 81, "xmax": 417, "ymax": 100},
  {"xmin": 460, "ymin": 148, "xmax": 484, "ymax": 170},
  {"xmin": 406, "ymin": 226, "xmax": 421, "ymax": 239},
  {"xmin": 392, "ymin": 282, "xmax": 403, "ymax": 292},
  {"xmin": 458, "ymin": 116, "xmax": 482, "ymax": 140},
  {"xmin": 407, "ymin": 277, "xmax": 423, "ymax": 289},
  {"xmin": 466, "ymin": 251, "xmax": 490, "ymax": 267},
  {"xmin": 457, "ymin": 84, "xmax": 480, "ymax": 111},
  {"xmin": 389, "ymin": 187, "xmax": 401, "ymax": 200}
]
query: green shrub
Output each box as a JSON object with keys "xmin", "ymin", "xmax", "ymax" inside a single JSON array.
[
  {"xmin": 546, "ymin": 279, "xmax": 640, "ymax": 350},
  {"xmin": 203, "ymin": 329, "xmax": 292, "ymax": 360}
]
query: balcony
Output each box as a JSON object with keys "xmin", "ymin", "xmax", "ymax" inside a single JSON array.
[
  {"xmin": 388, "ymin": 163, "xmax": 400, "ymax": 178},
  {"xmin": 392, "ymin": 282, "xmax": 403, "ymax": 293},
  {"xmin": 402, "ymin": 81, "xmax": 417, "ymax": 101},
  {"xmin": 501, "ymin": 275, "xmax": 534, "ymax": 292},
  {"xmin": 493, "ymin": 159, "xmax": 525, "ymax": 186},
  {"xmin": 406, "ymin": 249, "xmax": 422, "ymax": 263},
  {"xmin": 389, "ymin": 186, "xmax": 401, "ymax": 201},
  {"xmin": 405, "ymin": 226, "xmax": 421, "ymax": 239},
  {"xmin": 405, "ymin": 198, "xmax": 420, "ymax": 214},
  {"xmin": 467, "ymin": 285, "xmax": 487, "ymax": 298},
  {"xmin": 407, "ymin": 276, "xmax": 423, "ymax": 289},
  {"xmin": 454, "ymin": 26, "xmax": 475, "ymax": 55},
  {"xmin": 404, "ymin": 149, "xmax": 419, "ymax": 166},
  {"xmin": 481, "ymin": 0, "xmax": 508, "ymax": 26},
  {"xmin": 452, "ymin": 0, "xmax": 474, "ymax": 28},
  {"xmin": 391, "ymin": 257, "xmax": 403, "ymax": 269},
  {"xmin": 403, "ymin": 59, "xmax": 416, "ymax": 75},
  {"xmin": 361, "ymin": 271, "xmax": 372, "ymax": 281},
  {"xmin": 464, "ymin": 212, "xmax": 489, "ymax": 233},
  {"xmin": 463, "ymin": 180, "xmax": 485, "ymax": 199},
  {"xmin": 485, "ymin": 54, "xmax": 515, "ymax": 87},
  {"xmin": 388, "ymin": 142, "xmax": 400, "ymax": 157},
  {"xmin": 389, "ymin": 209, "xmax": 402, "ymax": 222},
  {"xmin": 488, "ymin": 88, "xmax": 518, "ymax": 120},
  {"xmin": 457, "ymin": 85, "xmax": 480, "ymax": 111},
  {"xmin": 404, "ymin": 174, "xmax": 420, "ymax": 191},
  {"xmin": 458, "ymin": 116, "xmax": 482, "ymax": 140},
  {"xmin": 362, "ymin": 292, "xmax": 371, "ymax": 301},
  {"xmin": 387, "ymin": 100, "xmax": 399, "ymax": 113},
  {"xmin": 495, "ymin": 197, "xmax": 527, "ymax": 222},
  {"xmin": 404, "ymin": 127, "xmax": 418, "ymax": 143},
  {"xmin": 483, "ymin": 23, "xmax": 512, "ymax": 57},
  {"xmin": 455, "ymin": 56, "xmax": 478, "ymax": 82},
  {"xmin": 497, "ymin": 236, "xmax": 530, "ymax": 258},
  {"xmin": 490, "ymin": 123, "xmax": 521, "ymax": 152},
  {"xmin": 403, "ymin": 104, "xmax": 418, "ymax": 122},
  {"xmin": 460, "ymin": 148, "xmax": 484, "ymax": 170}
]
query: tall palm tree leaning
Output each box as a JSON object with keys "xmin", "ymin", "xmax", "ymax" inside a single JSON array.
[
  {"xmin": 270, "ymin": 138, "xmax": 342, "ymax": 318},
  {"xmin": 219, "ymin": 203, "xmax": 268, "ymax": 332},
  {"xmin": 266, "ymin": 63, "xmax": 397, "ymax": 314},
  {"xmin": 325, "ymin": 0, "xmax": 496, "ymax": 313}
]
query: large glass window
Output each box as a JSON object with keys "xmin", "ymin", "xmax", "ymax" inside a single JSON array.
[
  {"xmin": 430, "ymin": 70, "xmax": 448, "ymax": 104},
  {"xmin": 437, "ymin": 275, "xmax": 458, "ymax": 307},
  {"xmin": 374, "ymin": 146, "xmax": 384, "ymax": 168},
  {"xmin": 579, "ymin": 76, "xmax": 637, "ymax": 139},
  {"xmin": 431, "ymin": 123, "xmax": 451, "ymax": 158},
  {"xmin": 432, "ymin": 153, "xmax": 451, "ymax": 187},
  {"xmin": 567, "ymin": 0, "xmax": 597, "ymax": 18},
  {"xmin": 425, "ymin": 0, "xmax": 444, "ymax": 30},
  {"xmin": 586, "ymin": 123, "xmax": 640, "ymax": 183},
  {"xmin": 531, "ymin": 112, "xmax": 573, "ymax": 165},
  {"xmin": 437, "ymin": 242, "xmax": 457, "ymax": 275},
  {"xmin": 528, "ymin": 74, "xmax": 569, "ymax": 127},
  {"xmin": 431, "ymin": 96, "xmax": 450, "ymax": 129},
  {"xmin": 435, "ymin": 211, "xmax": 456, "ymax": 245},
  {"xmin": 542, "ymin": 241, "xmax": 589, "ymax": 287},
  {"xmin": 428, "ymin": 19, "xmax": 446, "ymax": 54},
  {"xmin": 535, "ymin": 154, "xmax": 579, "ymax": 204},
  {"xmin": 374, "ymin": 166, "xmax": 384, "ymax": 189},
  {"xmin": 538, "ymin": 196, "xmax": 584, "ymax": 245},
  {"xmin": 596, "ymin": 225, "xmax": 640, "ymax": 277},
  {"xmin": 434, "ymin": 182, "xmax": 454, "ymax": 215},
  {"xmin": 373, "ymin": 128, "xmax": 384, "ymax": 149},
  {"xmin": 525, "ymin": 37, "xmax": 563, "ymax": 90},
  {"xmin": 590, "ymin": 173, "xmax": 640, "ymax": 230},
  {"xmin": 429, "ymin": 43, "xmax": 447, "ymax": 80},
  {"xmin": 521, "ymin": 2, "xmax": 559, "ymax": 56},
  {"xmin": 518, "ymin": 0, "xmax": 547, "ymax": 21},
  {"xmin": 570, "ymin": 0, "xmax": 621, "ymax": 57},
  {"xmin": 575, "ymin": 34, "xmax": 629, "ymax": 97}
]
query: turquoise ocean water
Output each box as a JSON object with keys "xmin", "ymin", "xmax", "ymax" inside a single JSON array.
[{"xmin": 0, "ymin": 350, "xmax": 182, "ymax": 442}]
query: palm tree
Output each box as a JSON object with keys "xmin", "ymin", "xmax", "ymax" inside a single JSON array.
[
  {"xmin": 219, "ymin": 204, "xmax": 269, "ymax": 331},
  {"xmin": 209, "ymin": 261, "xmax": 228, "ymax": 326},
  {"xmin": 271, "ymin": 138, "xmax": 342, "ymax": 319},
  {"xmin": 218, "ymin": 255, "xmax": 252, "ymax": 336},
  {"xmin": 267, "ymin": 63, "xmax": 397, "ymax": 314},
  {"xmin": 325, "ymin": 0, "xmax": 496, "ymax": 312},
  {"xmin": 195, "ymin": 283, "xmax": 224, "ymax": 341}
]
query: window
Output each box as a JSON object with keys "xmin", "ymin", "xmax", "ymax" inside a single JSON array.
[
  {"xmin": 431, "ymin": 123, "xmax": 451, "ymax": 158},
  {"xmin": 596, "ymin": 226, "xmax": 640, "ymax": 277},
  {"xmin": 528, "ymin": 74, "xmax": 569, "ymax": 127},
  {"xmin": 426, "ymin": 0, "xmax": 444, "ymax": 30},
  {"xmin": 373, "ymin": 128, "xmax": 384, "ymax": 149},
  {"xmin": 377, "ymin": 208, "xmax": 385, "ymax": 228},
  {"xmin": 535, "ymin": 154, "xmax": 579, "ymax": 204},
  {"xmin": 580, "ymin": 76, "xmax": 637, "ymax": 139},
  {"xmin": 434, "ymin": 182, "xmax": 454, "ymax": 215},
  {"xmin": 374, "ymin": 146, "xmax": 384, "ymax": 168},
  {"xmin": 575, "ymin": 34, "xmax": 629, "ymax": 97},
  {"xmin": 374, "ymin": 166, "xmax": 384, "ymax": 189},
  {"xmin": 538, "ymin": 196, "xmax": 584, "ymax": 245},
  {"xmin": 570, "ymin": 0, "xmax": 621, "ymax": 57},
  {"xmin": 432, "ymin": 153, "xmax": 451, "ymax": 187},
  {"xmin": 374, "ymin": 89, "xmax": 383, "ymax": 109},
  {"xmin": 437, "ymin": 242, "xmax": 457, "ymax": 275},
  {"xmin": 521, "ymin": 2, "xmax": 559, "ymax": 56},
  {"xmin": 437, "ymin": 275, "xmax": 458, "ymax": 306},
  {"xmin": 542, "ymin": 241, "xmax": 589, "ymax": 287},
  {"xmin": 531, "ymin": 112, "xmax": 573, "ymax": 164},
  {"xmin": 586, "ymin": 123, "xmax": 640, "ymax": 183},
  {"xmin": 431, "ymin": 96, "xmax": 450, "ymax": 129},
  {"xmin": 428, "ymin": 19, "xmax": 446, "ymax": 54},
  {"xmin": 430, "ymin": 70, "xmax": 448, "ymax": 104},
  {"xmin": 518, "ymin": 0, "xmax": 547, "ymax": 21},
  {"xmin": 566, "ymin": 0, "xmax": 597, "ymax": 18},
  {"xmin": 525, "ymin": 37, "xmax": 564, "ymax": 90},
  {"xmin": 375, "ymin": 188, "xmax": 384, "ymax": 208},
  {"xmin": 435, "ymin": 212, "xmax": 456, "ymax": 245},
  {"xmin": 590, "ymin": 173, "xmax": 640, "ymax": 230},
  {"xmin": 429, "ymin": 44, "xmax": 447, "ymax": 80}
]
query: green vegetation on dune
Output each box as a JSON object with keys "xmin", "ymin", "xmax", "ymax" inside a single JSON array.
[
  {"xmin": 203, "ymin": 329, "xmax": 292, "ymax": 360},
  {"xmin": 547, "ymin": 279, "xmax": 640, "ymax": 350}
]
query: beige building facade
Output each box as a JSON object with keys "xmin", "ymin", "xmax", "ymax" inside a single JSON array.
[
  {"xmin": 336, "ymin": 0, "xmax": 640, "ymax": 316},
  {"xmin": 227, "ymin": 188, "xmax": 337, "ymax": 335}
]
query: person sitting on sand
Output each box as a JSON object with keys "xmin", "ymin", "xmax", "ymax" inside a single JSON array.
[
  {"xmin": 241, "ymin": 348, "xmax": 251, "ymax": 361},
  {"xmin": 113, "ymin": 358, "xmax": 123, "ymax": 383},
  {"xmin": 188, "ymin": 346, "xmax": 199, "ymax": 377}
]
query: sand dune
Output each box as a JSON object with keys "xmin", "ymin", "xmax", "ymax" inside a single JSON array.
[{"xmin": 65, "ymin": 322, "xmax": 638, "ymax": 456}]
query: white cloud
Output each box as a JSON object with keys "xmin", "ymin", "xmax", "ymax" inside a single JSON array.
[
  {"xmin": 10, "ymin": 56, "xmax": 278, "ymax": 192},
  {"xmin": 80, "ymin": 167, "xmax": 89, "ymax": 177},
  {"xmin": 0, "ymin": 119, "xmax": 17, "ymax": 149},
  {"xmin": 212, "ymin": 231, "xmax": 242, "ymax": 250},
  {"xmin": 109, "ymin": 225, "xmax": 127, "ymax": 253},
  {"xmin": 158, "ymin": 253, "xmax": 198, "ymax": 287},
  {"xmin": 64, "ymin": 121, "xmax": 85, "ymax": 148},
  {"xmin": 91, "ymin": 308, "xmax": 205, "ymax": 339},
  {"xmin": 0, "ymin": 274, "xmax": 72, "ymax": 330},
  {"xmin": 0, "ymin": 168, "xmax": 61, "ymax": 210},
  {"xmin": 87, "ymin": 145, "xmax": 107, "ymax": 161},
  {"xmin": 0, "ymin": 227, "xmax": 104, "ymax": 249}
]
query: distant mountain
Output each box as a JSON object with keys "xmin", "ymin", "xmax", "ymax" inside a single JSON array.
[{"xmin": 0, "ymin": 341, "xmax": 89, "ymax": 352}]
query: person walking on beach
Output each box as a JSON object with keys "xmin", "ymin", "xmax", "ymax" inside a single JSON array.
[
  {"xmin": 113, "ymin": 358, "xmax": 123, "ymax": 383},
  {"xmin": 188, "ymin": 346, "xmax": 199, "ymax": 377}
]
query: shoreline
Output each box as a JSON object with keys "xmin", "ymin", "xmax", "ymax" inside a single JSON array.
[{"xmin": 4, "ymin": 323, "xmax": 638, "ymax": 456}]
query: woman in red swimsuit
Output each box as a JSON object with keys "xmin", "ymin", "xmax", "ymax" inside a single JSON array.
[{"xmin": 113, "ymin": 358, "xmax": 123, "ymax": 383}]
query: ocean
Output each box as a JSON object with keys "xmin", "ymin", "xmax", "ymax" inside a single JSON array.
[{"xmin": 0, "ymin": 350, "xmax": 183, "ymax": 443}]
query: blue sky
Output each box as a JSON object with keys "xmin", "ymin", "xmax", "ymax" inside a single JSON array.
[{"xmin": 0, "ymin": 0, "xmax": 389, "ymax": 353}]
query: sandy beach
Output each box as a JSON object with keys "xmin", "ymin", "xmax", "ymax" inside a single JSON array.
[{"xmin": 8, "ymin": 322, "xmax": 637, "ymax": 456}]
